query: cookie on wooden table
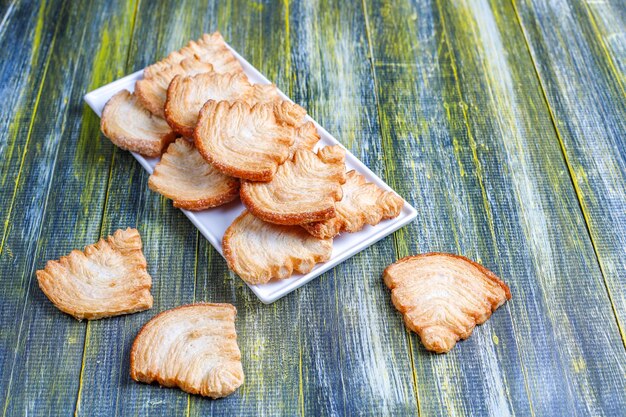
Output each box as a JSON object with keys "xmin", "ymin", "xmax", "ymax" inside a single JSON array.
[
  {"xmin": 223, "ymin": 210, "xmax": 333, "ymax": 285},
  {"xmin": 383, "ymin": 253, "xmax": 511, "ymax": 353},
  {"xmin": 302, "ymin": 170, "xmax": 404, "ymax": 239},
  {"xmin": 100, "ymin": 90, "xmax": 176, "ymax": 157},
  {"xmin": 36, "ymin": 228, "xmax": 153, "ymax": 320},
  {"xmin": 130, "ymin": 303, "xmax": 244, "ymax": 398},
  {"xmin": 194, "ymin": 100, "xmax": 296, "ymax": 181},
  {"xmin": 148, "ymin": 138, "xmax": 240, "ymax": 210},
  {"xmin": 240, "ymin": 146, "xmax": 346, "ymax": 225}
]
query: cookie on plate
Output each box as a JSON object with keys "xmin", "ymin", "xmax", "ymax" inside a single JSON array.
[
  {"xmin": 148, "ymin": 138, "xmax": 240, "ymax": 210},
  {"xmin": 240, "ymin": 146, "xmax": 346, "ymax": 225},
  {"xmin": 144, "ymin": 32, "xmax": 244, "ymax": 80},
  {"xmin": 100, "ymin": 90, "xmax": 176, "ymax": 157},
  {"xmin": 302, "ymin": 170, "xmax": 404, "ymax": 238},
  {"xmin": 164, "ymin": 72, "xmax": 253, "ymax": 137},
  {"xmin": 135, "ymin": 56, "xmax": 215, "ymax": 118},
  {"xmin": 223, "ymin": 210, "xmax": 333, "ymax": 284},
  {"xmin": 37, "ymin": 228, "xmax": 153, "ymax": 320},
  {"xmin": 383, "ymin": 253, "xmax": 511, "ymax": 353},
  {"xmin": 130, "ymin": 303, "xmax": 244, "ymax": 398},
  {"xmin": 290, "ymin": 121, "xmax": 320, "ymax": 157},
  {"xmin": 194, "ymin": 100, "xmax": 296, "ymax": 181}
]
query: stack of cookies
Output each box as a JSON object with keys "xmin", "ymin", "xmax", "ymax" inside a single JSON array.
[{"xmin": 100, "ymin": 33, "xmax": 405, "ymax": 285}]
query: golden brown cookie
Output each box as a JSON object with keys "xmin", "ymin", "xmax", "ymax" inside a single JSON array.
[
  {"xmin": 100, "ymin": 90, "xmax": 176, "ymax": 157},
  {"xmin": 36, "ymin": 228, "xmax": 153, "ymax": 320},
  {"xmin": 194, "ymin": 100, "xmax": 295, "ymax": 181},
  {"xmin": 130, "ymin": 303, "xmax": 244, "ymax": 398},
  {"xmin": 290, "ymin": 121, "xmax": 320, "ymax": 157},
  {"xmin": 240, "ymin": 146, "xmax": 346, "ymax": 225},
  {"xmin": 223, "ymin": 210, "xmax": 333, "ymax": 284},
  {"xmin": 135, "ymin": 56, "xmax": 215, "ymax": 118},
  {"xmin": 302, "ymin": 170, "xmax": 403, "ymax": 238},
  {"xmin": 148, "ymin": 138, "xmax": 240, "ymax": 210},
  {"xmin": 383, "ymin": 253, "xmax": 511, "ymax": 353},
  {"xmin": 164, "ymin": 72, "xmax": 253, "ymax": 137},
  {"xmin": 144, "ymin": 32, "xmax": 244, "ymax": 80}
]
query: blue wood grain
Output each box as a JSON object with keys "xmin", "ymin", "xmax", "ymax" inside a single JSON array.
[
  {"xmin": 0, "ymin": 1, "xmax": 143, "ymax": 415},
  {"xmin": 514, "ymin": 0, "xmax": 626, "ymax": 346},
  {"xmin": 0, "ymin": 0, "xmax": 625, "ymax": 415},
  {"xmin": 365, "ymin": 0, "xmax": 626, "ymax": 415}
]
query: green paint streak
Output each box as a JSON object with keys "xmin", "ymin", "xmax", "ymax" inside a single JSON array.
[
  {"xmin": 510, "ymin": 0, "xmax": 626, "ymax": 348},
  {"xmin": 0, "ymin": 0, "xmax": 59, "ymax": 255},
  {"xmin": 73, "ymin": 2, "xmax": 140, "ymax": 415},
  {"xmin": 360, "ymin": 0, "xmax": 422, "ymax": 414}
]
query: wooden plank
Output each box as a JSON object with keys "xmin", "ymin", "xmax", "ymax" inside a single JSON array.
[
  {"xmin": 0, "ymin": 0, "xmax": 61, "ymax": 249},
  {"xmin": 582, "ymin": 0, "xmax": 626, "ymax": 85},
  {"xmin": 0, "ymin": 1, "xmax": 139, "ymax": 416},
  {"xmin": 73, "ymin": 1, "xmax": 206, "ymax": 416},
  {"xmin": 364, "ymin": 0, "xmax": 626, "ymax": 415},
  {"xmin": 285, "ymin": 0, "xmax": 419, "ymax": 414},
  {"xmin": 189, "ymin": 1, "xmax": 304, "ymax": 415},
  {"xmin": 513, "ymin": 0, "xmax": 626, "ymax": 343}
]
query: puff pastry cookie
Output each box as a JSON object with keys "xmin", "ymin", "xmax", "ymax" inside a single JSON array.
[
  {"xmin": 144, "ymin": 32, "xmax": 243, "ymax": 80},
  {"xmin": 148, "ymin": 138, "xmax": 240, "ymax": 210},
  {"xmin": 100, "ymin": 90, "xmax": 176, "ymax": 157},
  {"xmin": 130, "ymin": 303, "xmax": 244, "ymax": 398},
  {"xmin": 302, "ymin": 170, "xmax": 403, "ymax": 238},
  {"xmin": 383, "ymin": 253, "xmax": 511, "ymax": 353},
  {"xmin": 240, "ymin": 146, "xmax": 346, "ymax": 225},
  {"xmin": 36, "ymin": 228, "xmax": 153, "ymax": 320},
  {"xmin": 223, "ymin": 211, "xmax": 332, "ymax": 284},
  {"xmin": 164, "ymin": 72, "xmax": 253, "ymax": 137},
  {"xmin": 135, "ymin": 56, "xmax": 215, "ymax": 118},
  {"xmin": 194, "ymin": 100, "xmax": 295, "ymax": 181},
  {"xmin": 290, "ymin": 121, "xmax": 320, "ymax": 157}
]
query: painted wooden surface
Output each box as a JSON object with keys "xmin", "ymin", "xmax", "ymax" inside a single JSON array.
[{"xmin": 0, "ymin": 0, "xmax": 624, "ymax": 416}]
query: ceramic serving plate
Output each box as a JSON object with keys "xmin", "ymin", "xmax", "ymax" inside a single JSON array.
[{"xmin": 84, "ymin": 43, "xmax": 417, "ymax": 303}]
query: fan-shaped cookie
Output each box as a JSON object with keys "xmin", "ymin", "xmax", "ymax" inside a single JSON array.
[
  {"xmin": 36, "ymin": 228, "xmax": 153, "ymax": 320},
  {"xmin": 383, "ymin": 253, "xmax": 511, "ymax": 353},
  {"xmin": 240, "ymin": 146, "xmax": 346, "ymax": 225},
  {"xmin": 100, "ymin": 90, "xmax": 176, "ymax": 157},
  {"xmin": 223, "ymin": 211, "xmax": 332, "ymax": 284},
  {"xmin": 247, "ymin": 83, "xmax": 282, "ymax": 105},
  {"xmin": 148, "ymin": 138, "xmax": 240, "ymax": 210},
  {"xmin": 302, "ymin": 170, "xmax": 403, "ymax": 238},
  {"xmin": 130, "ymin": 303, "xmax": 244, "ymax": 398},
  {"xmin": 136, "ymin": 56, "xmax": 215, "ymax": 117},
  {"xmin": 164, "ymin": 72, "xmax": 253, "ymax": 137},
  {"xmin": 273, "ymin": 99, "xmax": 307, "ymax": 127},
  {"xmin": 290, "ymin": 121, "xmax": 320, "ymax": 157},
  {"xmin": 194, "ymin": 100, "xmax": 295, "ymax": 181},
  {"xmin": 144, "ymin": 32, "xmax": 243, "ymax": 80}
]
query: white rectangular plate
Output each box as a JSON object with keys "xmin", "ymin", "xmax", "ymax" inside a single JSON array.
[{"xmin": 84, "ymin": 44, "xmax": 417, "ymax": 304}]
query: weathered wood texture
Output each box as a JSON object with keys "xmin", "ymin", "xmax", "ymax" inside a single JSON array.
[
  {"xmin": 513, "ymin": 0, "xmax": 626, "ymax": 340},
  {"xmin": 0, "ymin": 0, "xmax": 624, "ymax": 416},
  {"xmin": 364, "ymin": 0, "xmax": 626, "ymax": 415}
]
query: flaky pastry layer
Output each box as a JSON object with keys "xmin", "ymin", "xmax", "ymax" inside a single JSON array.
[
  {"xmin": 240, "ymin": 146, "xmax": 346, "ymax": 225},
  {"xmin": 302, "ymin": 170, "xmax": 403, "ymax": 238},
  {"xmin": 100, "ymin": 90, "xmax": 176, "ymax": 157},
  {"xmin": 36, "ymin": 228, "xmax": 153, "ymax": 320},
  {"xmin": 194, "ymin": 100, "xmax": 295, "ymax": 181},
  {"xmin": 383, "ymin": 253, "xmax": 511, "ymax": 353},
  {"xmin": 136, "ymin": 56, "xmax": 215, "ymax": 118},
  {"xmin": 130, "ymin": 303, "xmax": 244, "ymax": 398},
  {"xmin": 223, "ymin": 211, "xmax": 332, "ymax": 284},
  {"xmin": 148, "ymin": 138, "xmax": 240, "ymax": 210}
]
